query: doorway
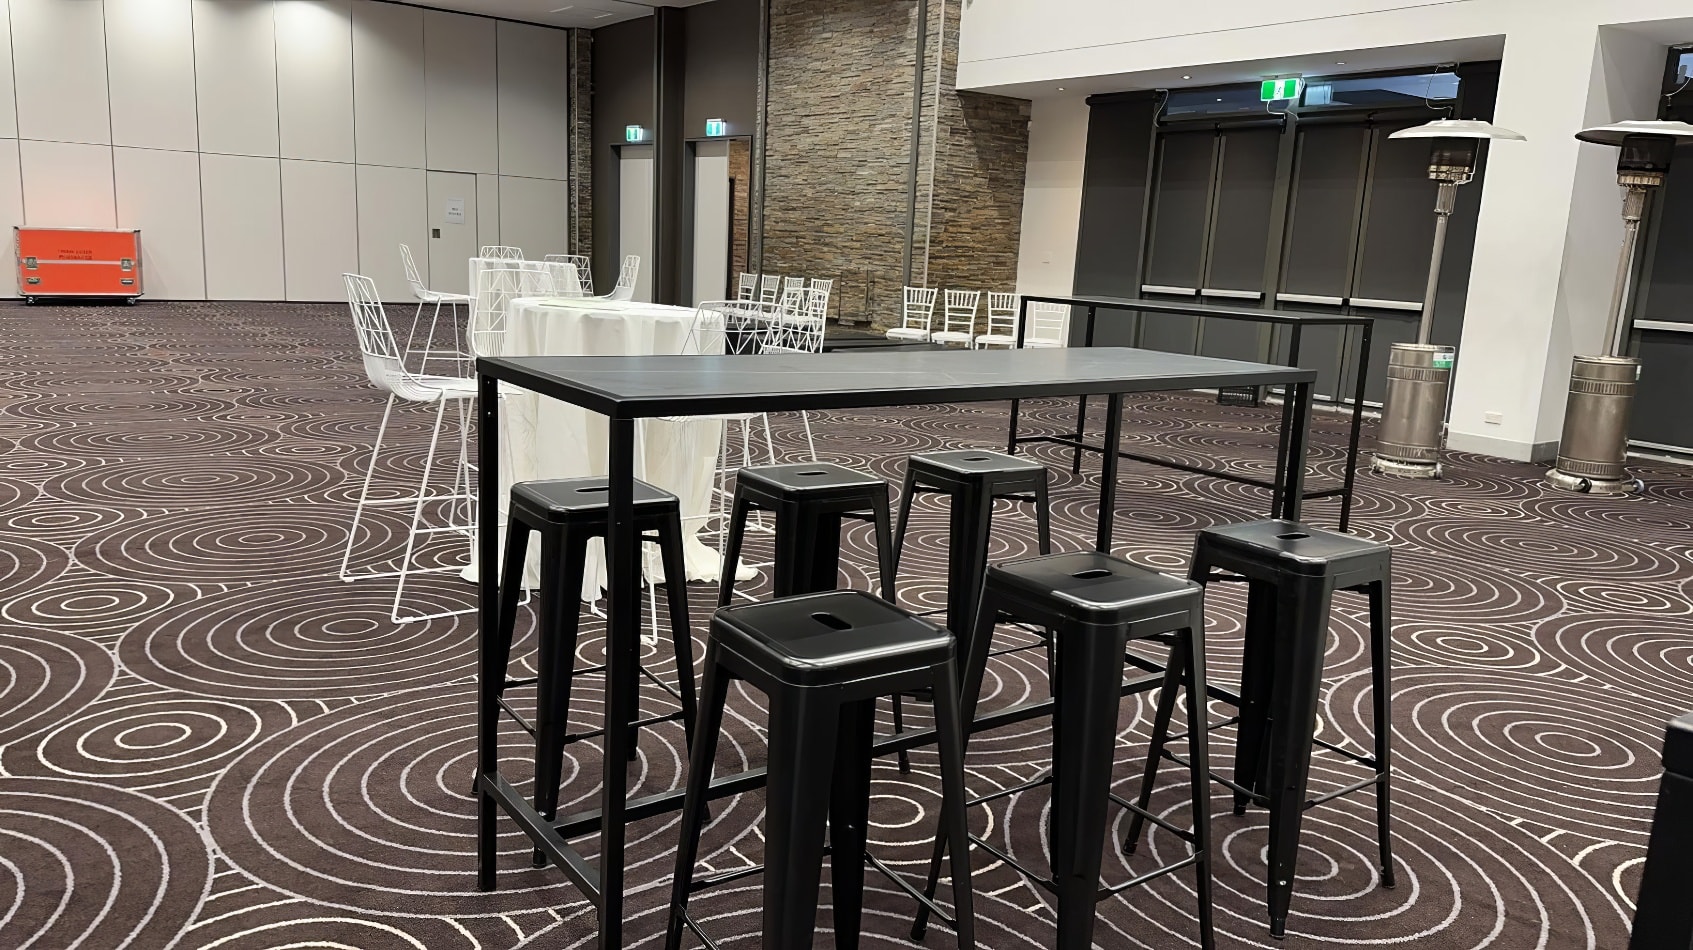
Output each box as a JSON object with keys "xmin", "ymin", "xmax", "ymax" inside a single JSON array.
[
  {"xmin": 426, "ymin": 171, "xmax": 478, "ymax": 295},
  {"xmin": 618, "ymin": 144, "xmax": 655, "ymax": 302}
]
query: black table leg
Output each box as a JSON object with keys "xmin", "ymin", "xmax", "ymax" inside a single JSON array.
[
  {"xmin": 1095, "ymin": 393, "xmax": 1124, "ymax": 552},
  {"xmin": 1070, "ymin": 306, "xmax": 1100, "ymax": 475},
  {"xmin": 1280, "ymin": 381, "xmax": 1313, "ymax": 522},
  {"xmin": 476, "ymin": 370, "xmax": 500, "ymax": 892},
  {"xmin": 1340, "ymin": 320, "xmax": 1372, "ymax": 532},
  {"xmin": 1007, "ymin": 298, "xmax": 1030, "ymax": 454},
  {"xmin": 599, "ymin": 417, "xmax": 638, "ymax": 950}
]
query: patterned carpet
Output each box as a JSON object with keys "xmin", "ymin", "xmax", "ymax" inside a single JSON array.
[{"xmin": 0, "ymin": 299, "xmax": 1686, "ymax": 949}]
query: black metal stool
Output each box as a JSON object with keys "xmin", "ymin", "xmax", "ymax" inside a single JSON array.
[
  {"xmin": 717, "ymin": 462, "xmax": 895, "ymax": 605},
  {"xmin": 491, "ymin": 476, "xmax": 698, "ymax": 866},
  {"xmin": 893, "ymin": 449, "xmax": 1053, "ymax": 638},
  {"xmin": 666, "ymin": 590, "xmax": 976, "ymax": 950},
  {"xmin": 913, "ymin": 551, "xmax": 1215, "ymax": 950},
  {"xmin": 1124, "ymin": 518, "xmax": 1393, "ymax": 939},
  {"xmin": 891, "ymin": 449, "xmax": 1054, "ymax": 772}
]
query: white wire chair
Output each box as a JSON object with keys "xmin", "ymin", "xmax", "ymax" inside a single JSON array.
[
  {"xmin": 469, "ymin": 265, "xmax": 557, "ymax": 358},
  {"xmin": 541, "ymin": 254, "xmax": 590, "ymax": 297},
  {"xmin": 887, "ymin": 286, "xmax": 938, "ymax": 342},
  {"xmin": 930, "ymin": 289, "xmax": 982, "ymax": 346},
  {"xmin": 807, "ymin": 278, "xmax": 833, "ymax": 321},
  {"xmin": 973, "ymin": 292, "xmax": 1021, "ymax": 348},
  {"xmin": 598, "ymin": 255, "xmax": 639, "ymax": 301},
  {"xmin": 1023, "ymin": 301, "xmax": 1071, "ymax": 347},
  {"xmin": 737, "ymin": 272, "xmax": 758, "ymax": 301},
  {"xmin": 399, "ymin": 243, "xmax": 473, "ymax": 372},
  {"xmin": 339, "ymin": 272, "xmax": 480, "ymax": 624},
  {"xmin": 479, "ymin": 245, "xmax": 523, "ymax": 260},
  {"xmin": 758, "ymin": 274, "xmax": 781, "ymax": 305}
]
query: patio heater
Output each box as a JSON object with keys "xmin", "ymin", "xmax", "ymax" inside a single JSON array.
[
  {"xmin": 1371, "ymin": 119, "xmax": 1525, "ymax": 479},
  {"xmin": 1545, "ymin": 120, "xmax": 1693, "ymax": 494}
]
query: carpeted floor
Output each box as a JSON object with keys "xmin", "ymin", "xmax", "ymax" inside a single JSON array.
[{"xmin": 0, "ymin": 299, "xmax": 1687, "ymax": 949}]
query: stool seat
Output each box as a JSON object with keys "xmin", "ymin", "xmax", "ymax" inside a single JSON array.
[
  {"xmin": 989, "ymin": 552, "xmax": 1200, "ymax": 625},
  {"xmin": 738, "ymin": 462, "xmax": 884, "ymax": 495},
  {"xmin": 1196, "ymin": 518, "xmax": 1388, "ymax": 579},
  {"xmin": 511, "ymin": 477, "xmax": 677, "ymax": 523},
  {"xmin": 715, "ymin": 591, "xmax": 953, "ymax": 686},
  {"xmin": 909, "ymin": 449, "xmax": 1044, "ymax": 477}
]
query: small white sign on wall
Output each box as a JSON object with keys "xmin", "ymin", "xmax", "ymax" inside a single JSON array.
[{"xmin": 444, "ymin": 198, "xmax": 465, "ymax": 225}]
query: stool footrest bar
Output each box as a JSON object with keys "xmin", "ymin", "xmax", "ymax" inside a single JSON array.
[
  {"xmin": 561, "ymin": 709, "xmax": 687, "ymax": 746},
  {"xmin": 1106, "ymin": 790, "xmax": 1197, "ymax": 843},
  {"xmin": 1098, "ymin": 851, "xmax": 1200, "ymax": 898},
  {"xmin": 494, "ymin": 697, "xmax": 537, "ymax": 739},
  {"xmin": 865, "ymin": 851, "xmax": 958, "ymax": 928}
]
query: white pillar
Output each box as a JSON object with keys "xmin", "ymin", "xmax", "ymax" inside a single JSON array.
[
  {"xmin": 1448, "ymin": 20, "xmax": 1666, "ymax": 461},
  {"xmin": 1015, "ymin": 95, "xmax": 1090, "ymax": 296}
]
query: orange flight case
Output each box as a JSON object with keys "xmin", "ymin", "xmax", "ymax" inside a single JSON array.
[{"xmin": 16, "ymin": 227, "xmax": 144, "ymax": 304}]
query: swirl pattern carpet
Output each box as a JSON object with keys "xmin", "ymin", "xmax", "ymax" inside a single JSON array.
[{"xmin": 0, "ymin": 300, "xmax": 1686, "ymax": 948}]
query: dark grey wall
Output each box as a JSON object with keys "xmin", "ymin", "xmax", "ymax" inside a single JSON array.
[
  {"xmin": 682, "ymin": 0, "xmax": 760, "ymax": 136},
  {"xmin": 1071, "ymin": 93, "xmax": 1158, "ymax": 348},
  {"xmin": 591, "ymin": 15, "xmax": 655, "ymax": 287}
]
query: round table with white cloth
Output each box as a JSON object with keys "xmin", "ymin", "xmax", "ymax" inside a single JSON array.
[{"xmin": 466, "ymin": 297, "xmax": 728, "ymax": 600}]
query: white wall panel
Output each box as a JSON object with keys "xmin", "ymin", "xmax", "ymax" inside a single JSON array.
[
  {"xmin": 499, "ymin": 176, "xmax": 568, "ymax": 261},
  {"xmin": 424, "ymin": 10, "xmax": 497, "ymax": 174},
  {"xmin": 12, "ymin": 0, "xmax": 111, "ymax": 145},
  {"xmin": 276, "ymin": 0, "xmax": 355, "ymax": 163},
  {"xmin": 201, "ymin": 154, "xmax": 284, "ymax": 299},
  {"xmin": 21, "ymin": 141, "xmax": 115, "ymax": 228},
  {"xmin": 0, "ymin": 2, "xmax": 19, "ymax": 139},
  {"xmin": 115, "ymin": 147, "xmax": 205, "ymax": 300},
  {"xmin": 106, "ymin": 0, "xmax": 199, "ymax": 151},
  {"xmin": 193, "ymin": 0, "xmax": 280, "ymax": 157},
  {"xmin": 496, "ymin": 21, "xmax": 569, "ymax": 180},
  {"xmin": 357, "ymin": 164, "xmax": 428, "ymax": 301},
  {"xmin": 282, "ymin": 160, "xmax": 357, "ymax": 301},
  {"xmin": 476, "ymin": 173, "xmax": 500, "ymax": 251},
  {"xmin": 353, "ymin": 1, "xmax": 426, "ymax": 168},
  {"xmin": 0, "ymin": 141, "xmax": 22, "ymax": 295}
]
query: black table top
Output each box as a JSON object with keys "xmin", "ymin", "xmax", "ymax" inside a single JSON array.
[
  {"xmin": 478, "ymin": 346, "xmax": 1317, "ymax": 419},
  {"xmin": 1020, "ymin": 293, "xmax": 1375, "ymax": 327}
]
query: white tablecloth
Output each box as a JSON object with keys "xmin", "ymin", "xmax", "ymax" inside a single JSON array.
[{"xmin": 469, "ymin": 297, "xmax": 725, "ymax": 600}]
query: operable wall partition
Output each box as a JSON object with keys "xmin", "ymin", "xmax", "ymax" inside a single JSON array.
[
  {"xmin": 1627, "ymin": 44, "xmax": 1693, "ymax": 454},
  {"xmin": 1077, "ymin": 62, "xmax": 1500, "ymax": 405}
]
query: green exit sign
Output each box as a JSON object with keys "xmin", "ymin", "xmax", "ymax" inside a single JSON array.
[
  {"xmin": 705, "ymin": 118, "xmax": 727, "ymax": 137},
  {"xmin": 625, "ymin": 125, "xmax": 646, "ymax": 142},
  {"xmin": 1260, "ymin": 78, "xmax": 1302, "ymax": 101}
]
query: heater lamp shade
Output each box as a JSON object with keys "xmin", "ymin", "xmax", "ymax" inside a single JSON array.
[
  {"xmin": 1576, "ymin": 119, "xmax": 1693, "ymax": 146},
  {"xmin": 1389, "ymin": 119, "xmax": 1526, "ymax": 141}
]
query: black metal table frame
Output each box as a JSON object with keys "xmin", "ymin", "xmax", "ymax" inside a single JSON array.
[
  {"xmin": 473, "ymin": 349, "xmax": 1319, "ymax": 950},
  {"xmin": 1007, "ymin": 294, "xmax": 1374, "ymax": 531}
]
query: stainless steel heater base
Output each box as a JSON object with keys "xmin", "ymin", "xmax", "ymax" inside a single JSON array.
[
  {"xmin": 1370, "ymin": 454, "xmax": 1443, "ymax": 479},
  {"xmin": 1371, "ymin": 343, "xmax": 1453, "ymax": 480},
  {"xmin": 1544, "ymin": 354, "xmax": 1641, "ymax": 495}
]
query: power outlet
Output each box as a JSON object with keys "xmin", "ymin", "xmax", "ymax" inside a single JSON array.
[{"xmin": 1484, "ymin": 411, "xmax": 1503, "ymax": 425}]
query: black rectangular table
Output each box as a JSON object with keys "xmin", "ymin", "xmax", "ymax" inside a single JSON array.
[
  {"xmin": 1012, "ymin": 294, "xmax": 1375, "ymax": 530},
  {"xmin": 474, "ymin": 346, "xmax": 1318, "ymax": 949}
]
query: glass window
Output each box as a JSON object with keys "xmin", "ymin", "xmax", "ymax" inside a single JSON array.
[
  {"xmin": 1302, "ymin": 71, "xmax": 1460, "ymax": 108},
  {"xmin": 1164, "ymin": 85, "xmax": 1269, "ymax": 117}
]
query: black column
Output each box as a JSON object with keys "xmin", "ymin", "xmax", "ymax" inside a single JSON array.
[{"xmin": 653, "ymin": 7, "xmax": 686, "ymax": 305}]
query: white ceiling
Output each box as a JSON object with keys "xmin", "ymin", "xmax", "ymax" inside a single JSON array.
[
  {"xmin": 405, "ymin": 0, "xmax": 715, "ymax": 30},
  {"xmin": 978, "ymin": 35, "xmax": 1509, "ymax": 101}
]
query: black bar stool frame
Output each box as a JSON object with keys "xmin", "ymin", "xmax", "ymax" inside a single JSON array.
[
  {"xmin": 913, "ymin": 552, "xmax": 1216, "ymax": 950},
  {"xmin": 890, "ymin": 449, "xmax": 1054, "ymax": 772},
  {"xmin": 1124, "ymin": 518, "xmax": 1394, "ymax": 939},
  {"xmin": 490, "ymin": 477, "xmax": 698, "ymax": 866},
  {"xmin": 717, "ymin": 462, "xmax": 895, "ymax": 606},
  {"xmin": 666, "ymin": 591, "xmax": 976, "ymax": 950}
]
